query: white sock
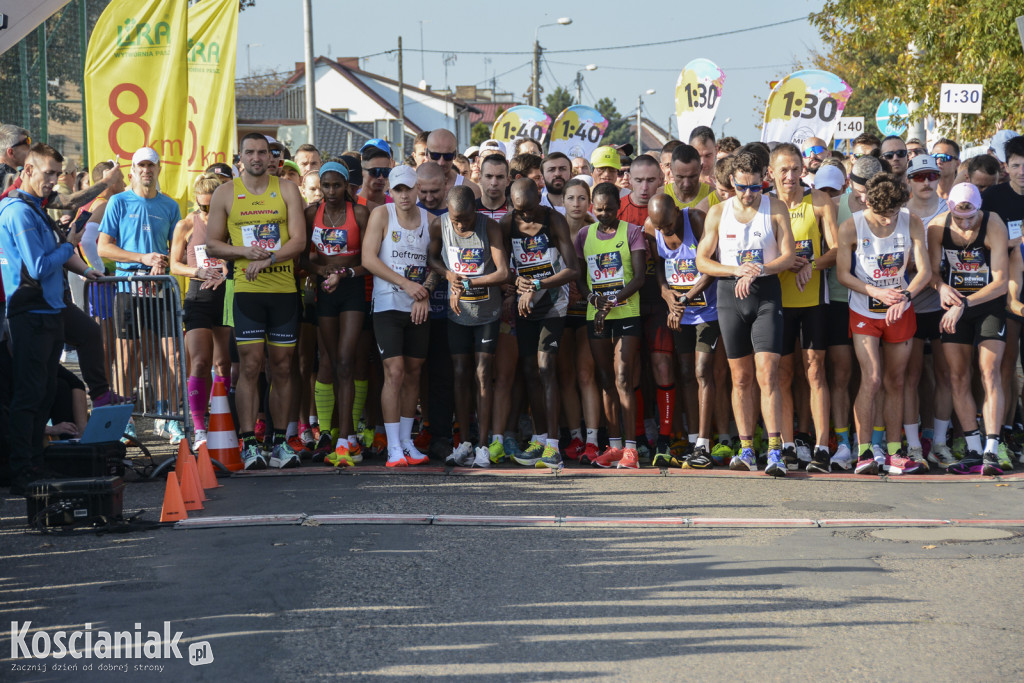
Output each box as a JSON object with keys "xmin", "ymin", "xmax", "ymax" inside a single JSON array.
[
  {"xmin": 688, "ymin": 433, "xmax": 698, "ymax": 445},
  {"xmin": 904, "ymin": 423, "xmax": 921, "ymax": 448},
  {"xmin": 984, "ymin": 437, "xmax": 1000, "ymax": 454},
  {"xmin": 286, "ymin": 421, "xmax": 298, "ymax": 439},
  {"xmin": 335, "ymin": 436, "xmax": 349, "ymax": 449},
  {"xmin": 400, "ymin": 416, "xmax": 414, "ymax": 443},
  {"xmin": 609, "ymin": 437, "xmax": 623, "ymax": 449},
  {"xmin": 586, "ymin": 428, "xmax": 598, "ymax": 445},
  {"xmin": 696, "ymin": 437, "xmax": 711, "ymax": 450},
  {"xmin": 625, "ymin": 440, "xmax": 637, "ymax": 450},
  {"xmin": 546, "ymin": 438, "xmax": 559, "ymax": 449},
  {"xmin": 965, "ymin": 433, "xmax": 983, "ymax": 453},
  {"xmin": 571, "ymin": 428, "xmax": 582, "ymax": 441},
  {"xmin": 784, "ymin": 441, "xmax": 795, "ymax": 450},
  {"xmin": 718, "ymin": 433, "xmax": 731, "ymax": 444},
  {"xmin": 348, "ymin": 435, "xmax": 358, "ymax": 448},
  {"xmin": 309, "ymin": 415, "xmax": 317, "ymax": 426},
  {"xmin": 491, "ymin": 434, "xmax": 502, "ymax": 445},
  {"xmin": 385, "ymin": 422, "xmax": 401, "ymax": 448},
  {"xmin": 933, "ymin": 419, "xmax": 950, "ymax": 445},
  {"xmin": 534, "ymin": 433, "xmax": 547, "ymax": 444}
]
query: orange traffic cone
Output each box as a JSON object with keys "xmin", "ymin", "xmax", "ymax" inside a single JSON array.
[
  {"xmin": 178, "ymin": 458, "xmax": 204, "ymax": 511},
  {"xmin": 196, "ymin": 443, "xmax": 221, "ymax": 489},
  {"xmin": 160, "ymin": 472, "xmax": 188, "ymax": 522},
  {"xmin": 208, "ymin": 381, "xmax": 243, "ymax": 471},
  {"xmin": 175, "ymin": 439, "xmax": 206, "ymax": 502}
]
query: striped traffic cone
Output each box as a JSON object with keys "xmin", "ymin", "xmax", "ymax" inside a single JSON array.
[{"xmin": 209, "ymin": 380, "xmax": 243, "ymax": 472}]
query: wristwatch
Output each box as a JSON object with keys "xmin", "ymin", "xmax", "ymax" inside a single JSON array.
[
  {"xmin": 533, "ymin": 279, "xmax": 542, "ymax": 291},
  {"xmin": 899, "ymin": 288, "xmax": 911, "ymax": 300}
]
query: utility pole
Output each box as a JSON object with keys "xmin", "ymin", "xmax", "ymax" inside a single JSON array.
[
  {"xmin": 302, "ymin": 0, "xmax": 316, "ymax": 146},
  {"xmin": 576, "ymin": 72, "xmax": 583, "ymax": 105},
  {"xmin": 398, "ymin": 36, "xmax": 405, "ymax": 162},
  {"xmin": 636, "ymin": 95, "xmax": 642, "ymax": 155},
  {"xmin": 531, "ymin": 39, "xmax": 541, "ymax": 107}
]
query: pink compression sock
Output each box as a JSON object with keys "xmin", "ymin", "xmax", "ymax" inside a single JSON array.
[{"xmin": 188, "ymin": 376, "xmax": 209, "ymax": 431}]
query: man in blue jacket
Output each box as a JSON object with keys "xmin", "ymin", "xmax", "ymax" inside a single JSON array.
[{"xmin": 0, "ymin": 143, "xmax": 98, "ymax": 494}]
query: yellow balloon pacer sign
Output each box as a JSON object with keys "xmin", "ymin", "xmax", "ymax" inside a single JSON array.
[{"xmin": 85, "ymin": 0, "xmax": 238, "ymax": 212}]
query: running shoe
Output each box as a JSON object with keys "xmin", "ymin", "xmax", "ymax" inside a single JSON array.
[
  {"xmin": 616, "ymin": 448, "xmax": 639, "ymax": 469},
  {"xmin": 949, "ymin": 451, "xmax": 984, "ymax": 475},
  {"xmin": 1001, "ymin": 426, "xmax": 1022, "ymax": 456},
  {"xmin": 710, "ymin": 442, "xmax": 734, "ymax": 467},
  {"xmin": 982, "ymin": 451, "xmax": 1004, "ymax": 476},
  {"xmin": 312, "ymin": 433, "xmax": 333, "ymax": 462},
  {"xmin": 996, "ymin": 442, "xmax": 1013, "ymax": 471},
  {"xmin": 830, "ymin": 443, "xmax": 854, "ymax": 471},
  {"xmin": 371, "ymin": 431, "xmax": 388, "ymax": 454},
  {"xmin": 446, "ymin": 442, "xmax": 475, "ymax": 468},
  {"xmin": 883, "ymin": 449, "xmax": 920, "ymax": 475},
  {"xmin": 537, "ymin": 445, "xmax": 564, "ymax": 469},
  {"xmin": 794, "ymin": 434, "xmax": 813, "ymax": 465},
  {"xmin": 121, "ymin": 418, "xmax": 137, "ymax": 445},
  {"xmin": 670, "ymin": 438, "xmax": 690, "ymax": 459},
  {"xmin": 949, "ymin": 436, "xmax": 966, "ymax": 460},
  {"xmin": 563, "ymin": 438, "xmax": 585, "ymax": 461},
  {"xmin": 488, "ymin": 439, "xmax": 508, "ymax": 464},
  {"xmin": 402, "ymin": 442, "xmax": 430, "ymax": 466},
  {"xmin": 906, "ymin": 445, "xmax": 928, "ymax": 472},
  {"xmin": 300, "ymin": 427, "xmax": 316, "ymax": 451},
  {"xmin": 193, "ymin": 429, "xmax": 208, "ymax": 449},
  {"xmin": 765, "ymin": 449, "xmax": 786, "ymax": 477},
  {"xmin": 806, "ymin": 448, "xmax": 831, "ymax": 474},
  {"xmin": 152, "ymin": 418, "xmax": 168, "ymax": 439},
  {"xmin": 166, "ymin": 420, "xmax": 186, "ymax": 446},
  {"xmin": 635, "ymin": 437, "xmax": 652, "ymax": 465},
  {"xmin": 254, "ymin": 418, "xmax": 267, "ymax": 442},
  {"xmin": 345, "ymin": 439, "xmax": 364, "ymax": 463},
  {"xmin": 503, "ymin": 435, "xmax": 524, "ymax": 461},
  {"xmin": 513, "ymin": 440, "xmax": 545, "ymax": 466},
  {"xmin": 652, "ymin": 436, "xmax": 675, "ymax": 468},
  {"xmin": 591, "ymin": 447, "xmax": 623, "ymax": 468},
  {"xmin": 361, "ymin": 427, "xmax": 375, "ymax": 448},
  {"xmin": 270, "ymin": 440, "xmax": 302, "ymax": 468},
  {"xmin": 385, "ymin": 447, "xmax": 408, "ymax": 468},
  {"xmin": 579, "ymin": 442, "xmax": 600, "ymax": 466},
  {"xmin": 781, "ymin": 445, "xmax": 800, "ymax": 471},
  {"xmin": 927, "ymin": 442, "xmax": 956, "ymax": 468},
  {"xmin": 473, "ymin": 447, "xmax": 491, "ymax": 468},
  {"xmin": 287, "ymin": 435, "xmax": 312, "ymax": 460},
  {"xmin": 854, "ymin": 452, "xmax": 879, "ymax": 475},
  {"xmin": 681, "ymin": 445, "xmax": 712, "ymax": 469},
  {"xmin": 729, "ymin": 448, "xmax": 757, "ymax": 471},
  {"xmin": 324, "ymin": 443, "xmax": 354, "ymax": 468},
  {"xmin": 311, "ymin": 423, "xmax": 322, "ymax": 441},
  {"xmin": 242, "ymin": 443, "xmax": 268, "ymax": 470},
  {"xmin": 413, "ymin": 426, "xmax": 432, "ymax": 450}
]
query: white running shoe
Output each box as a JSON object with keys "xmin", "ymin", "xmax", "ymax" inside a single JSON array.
[
  {"xmin": 193, "ymin": 429, "xmax": 208, "ymax": 449},
  {"xmin": 446, "ymin": 442, "xmax": 474, "ymax": 467},
  {"xmin": 830, "ymin": 443, "xmax": 854, "ymax": 471},
  {"xmin": 472, "ymin": 446, "xmax": 491, "ymax": 468}
]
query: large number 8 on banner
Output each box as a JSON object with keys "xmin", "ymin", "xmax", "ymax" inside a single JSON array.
[{"xmin": 108, "ymin": 83, "xmax": 151, "ymax": 159}]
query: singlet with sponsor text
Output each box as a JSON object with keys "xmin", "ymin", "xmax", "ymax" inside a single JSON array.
[
  {"xmin": 656, "ymin": 209, "xmax": 717, "ymax": 324},
  {"xmin": 226, "ymin": 175, "xmax": 294, "ymax": 294},
  {"xmin": 372, "ymin": 204, "xmax": 430, "ymax": 314},
  {"xmin": 849, "ymin": 208, "xmax": 911, "ymax": 319},
  {"xmin": 716, "ymin": 195, "xmax": 778, "ymax": 274}
]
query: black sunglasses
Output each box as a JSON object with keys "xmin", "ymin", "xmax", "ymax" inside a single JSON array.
[
  {"xmin": 197, "ymin": 203, "xmax": 210, "ymax": 213},
  {"xmin": 882, "ymin": 149, "xmax": 908, "ymax": 160},
  {"xmin": 428, "ymin": 150, "xmax": 456, "ymax": 161},
  {"xmin": 366, "ymin": 167, "xmax": 391, "ymax": 179},
  {"xmin": 12, "ymin": 136, "xmax": 31, "ymax": 149}
]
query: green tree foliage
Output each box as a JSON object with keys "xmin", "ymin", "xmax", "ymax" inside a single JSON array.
[
  {"xmin": 470, "ymin": 121, "xmax": 491, "ymax": 146},
  {"xmin": 543, "ymin": 86, "xmax": 574, "ymax": 122},
  {"xmin": 594, "ymin": 97, "xmax": 632, "ymax": 146},
  {"xmin": 810, "ymin": 0, "xmax": 1024, "ymax": 141}
]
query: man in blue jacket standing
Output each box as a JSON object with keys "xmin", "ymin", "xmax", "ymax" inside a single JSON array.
[{"xmin": 0, "ymin": 143, "xmax": 97, "ymax": 494}]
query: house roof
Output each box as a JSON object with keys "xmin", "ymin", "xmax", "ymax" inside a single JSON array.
[{"xmin": 467, "ymin": 101, "xmax": 519, "ymax": 126}]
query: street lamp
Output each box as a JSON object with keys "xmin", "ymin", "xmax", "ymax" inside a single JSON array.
[
  {"xmin": 246, "ymin": 43, "xmax": 262, "ymax": 77},
  {"xmin": 637, "ymin": 89, "xmax": 655, "ymax": 154},
  {"xmin": 532, "ymin": 17, "xmax": 572, "ymax": 107},
  {"xmin": 721, "ymin": 117, "xmax": 732, "ymax": 138},
  {"xmin": 575, "ymin": 64, "xmax": 597, "ymax": 105}
]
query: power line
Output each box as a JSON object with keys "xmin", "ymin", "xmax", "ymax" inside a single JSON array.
[{"xmin": 546, "ymin": 60, "xmax": 794, "ymax": 73}]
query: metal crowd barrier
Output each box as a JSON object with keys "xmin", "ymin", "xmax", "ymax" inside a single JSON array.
[{"xmin": 84, "ymin": 274, "xmax": 192, "ymax": 478}]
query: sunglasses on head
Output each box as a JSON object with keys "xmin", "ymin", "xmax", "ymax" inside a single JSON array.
[
  {"xmin": 428, "ymin": 150, "xmax": 456, "ymax": 161},
  {"xmin": 909, "ymin": 172, "xmax": 940, "ymax": 183},
  {"xmin": 882, "ymin": 149, "xmax": 908, "ymax": 160},
  {"xmin": 366, "ymin": 167, "xmax": 391, "ymax": 179},
  {"xmin": 12, "ymin": 136, "xmax": 31, "ymax": 149},
  {"xmin": 932, "ymin": 153, "xmax": 956, "ymax": 163},
  {"xmin": 803, "ymin": 145, "xmax": 826, "ymax": 157}
]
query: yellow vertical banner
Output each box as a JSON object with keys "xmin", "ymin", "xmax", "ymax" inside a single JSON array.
[
  {"xmin": 186, "ymin": 0, "xmax": 238, "ymax": 186},
  {"xmin": 84, "ymin": 0, "xmax": 189, "ymax": 209}
]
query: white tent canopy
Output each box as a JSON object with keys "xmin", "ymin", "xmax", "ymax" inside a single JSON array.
[{"xmin": 0, "ymin": 0, "xmax": 73, "ymax": 56}]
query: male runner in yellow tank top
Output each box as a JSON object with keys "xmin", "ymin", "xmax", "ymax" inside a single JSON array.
[
  {"xmin": 769, "ymin": 143, "xmax": 839, "ymax": 474},
  {"xmin": 664, "ymin": 144, "xmax": 712, "ymax": 210},
  {"xmin": 206, "ymin": 132, "xmax": 308, "ymax": 470}
]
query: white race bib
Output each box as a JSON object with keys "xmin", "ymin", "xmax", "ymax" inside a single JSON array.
[
  {"xmin": 193, "ymin": 244, "xmax": 223, "ymax": 270},
  {"xmin": 241, "ymin": 223, "xmax": 282, "ymax": 252}
]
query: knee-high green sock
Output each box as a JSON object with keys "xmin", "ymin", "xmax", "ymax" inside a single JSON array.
[
  {"xmin": 352, "ymin": 379, "xmax": 368, "ymax": 427},
  {"xmin": 314, "ymin": 381, "xmax": 335, "ymax": 433}
]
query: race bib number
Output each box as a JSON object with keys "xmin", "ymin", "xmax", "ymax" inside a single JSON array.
[
  {"xmin": 587, "ymin": 251, "xmax": 624, "ymax": 295},
  {"xmin": 312, "ymin": 227, "xmax": 347, "ymax": 255},
  {"xmin": 946, "ymin": 248, "xmax": 989, "ymax": 293},
  {"xmin": 403, "ymin": 264, "xmax": 427, "ymax": 284},
  {"xmin": 242, "ymin": 223, "xmax": 282, "ymax": 253},
  {"xmin": 738, "ymin": 249, "xmax": 763, "ymax": 267},
  {"xmin": 870, "ymin": 251, "xmax": 905, "ymax": 281},
  {"xmin": 448, "ymin": 246, "xmax": 485, "ymax": 277},
  {"xmin": 868, "ymin": 294, "xmax": 891, "ymax": 314},
  {"xmin": 193, "ymin": 244, "xmax": 222, "ymax": 270},
  {"xmin": 665, "ymin": 258, "xmax": 706, "ymax": 306},
  {"xmin": 1008, "ymin": 220, "xmax": 1022, "ymax": 241},
  {"xmin": 512, "ymin": 235, "xmax": 554, "ymax": 279},
  {"xmin": 795, "ymin": 239, "xmax": 814, "ymax": 260}
]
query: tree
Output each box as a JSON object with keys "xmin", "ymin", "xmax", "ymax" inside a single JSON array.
[
  {"xmin": 470, "ymin": 121, "xmax": 491, "ymax": 146},
  {"xmin": 810, "ymin": 0, "xmax": 1024, "ymax": 142},
  {"xmin": 594, "ymin": 97, "xmax": 632, "ymax": 146},
  {"xmin": 543, "ymin": 86, "xmax": 574, "ymax": 122}
]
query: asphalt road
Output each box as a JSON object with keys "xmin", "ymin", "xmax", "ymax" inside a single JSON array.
[{"xmin": 2, "ymin": 464, "xmax": 1023, "ymax": 682}]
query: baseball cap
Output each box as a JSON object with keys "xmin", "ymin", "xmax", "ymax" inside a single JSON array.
[
  {"xmin": 572, "ymin": 174, "xmax": 595, "ymax": 187},
  {"xmin": 479, "ymin": 139, "xmax": 507, "ymax": 157},
  {"xmin": 132, "ymin": 147, "xmax": 159, "ymax": 165},
  {"xmin": 282, "ymin": 160, "xmax": 300, "ymax": 174},
  {"xmin": 360, "ymin": 138, "xmax": 393, "ymax": 158},
  {"xmin": 318, "ymin": 161, "xmax": 350, "ymax": 181},
  {"xmin": 813, "ymin": 164, "xmax": 845, "ymax": 192},
  {"xmin": 612, "ymin": 143, "xmax": 635, "ymax": 157},
  {"xmin": 989, "ymin": 130, "xmax": 1021, "ymax": 163},
  {"xmin": 590, "ymin": 146, "xmax": 622, "ymax": 170},
  {"xmin": 906, "ymin": 154, "xmax": 940, "ymax": 176},
  {"xmin": 464, "ymin": 145, "xmax": 480, "ymax": 158},
  {"xmin": 389, "ymin": 165, "xmax": 417, "ymax": 189},
  {"xmin": 947, "ymin": 182, "xmax": 982, "ymax": 217}
]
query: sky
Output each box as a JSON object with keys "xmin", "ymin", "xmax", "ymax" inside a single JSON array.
[{"xmin": 236, "ymin": 0, "xmax": 827, "ymax": 145}]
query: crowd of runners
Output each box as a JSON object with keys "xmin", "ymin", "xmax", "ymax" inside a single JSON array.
[{"xmin": 3, "ymin": 119, "xmax": 1024, "ymax": 493}]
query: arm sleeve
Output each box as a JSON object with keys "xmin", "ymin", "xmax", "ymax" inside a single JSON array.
[{"xmin": 82, "ymin": 221, "xmax": 102, "ymax": 271}]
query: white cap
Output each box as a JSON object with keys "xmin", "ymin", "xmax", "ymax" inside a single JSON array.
[
  {"xmin": 572, "ymin": 173, "xmax": 594, "ymax": 187},
  {"xmin": 131, "ymin": 147, "xmax": 160, "ymax": 165},
  {"xmin": 989, "ymin": 130, "xmax": 1021, "ymax": 163},
  {"xmin": 813, "ymin": 164, "xmax": 845, "ymax": 191},
  {"xmin": 389, "ymin": 165, "xmax": 418, "ymax": 189},
  {"xmin": 479, "ymin": 139, "xmax": 507, "ymax": 157},
  {"xmin": 464, "ymin": 145, "xmax": 480, "ymax": 158}
]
